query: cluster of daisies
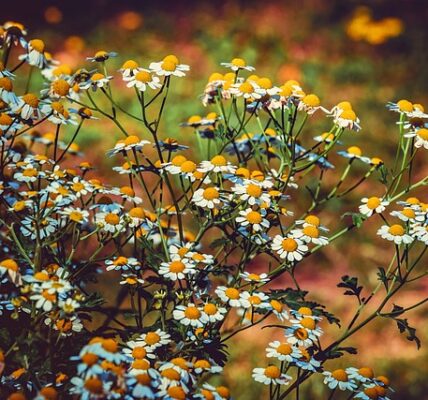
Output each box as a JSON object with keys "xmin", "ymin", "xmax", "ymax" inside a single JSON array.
[{"xmin": 0, "ymin": 20, "xmax": 424, "ymax": 399}]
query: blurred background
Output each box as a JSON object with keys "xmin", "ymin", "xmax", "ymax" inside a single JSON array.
[{"xmin": 4, "ymin": 0, "xmax": 428, "ymax": 398}]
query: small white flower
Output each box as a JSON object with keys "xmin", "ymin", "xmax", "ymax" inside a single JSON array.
[
  {"xmin": 266, "ymin": 341, "xmax": 301, "ymax": 362},
  {"xmin": 159, "ymin": 259, "xmax": 196, "ymax": 281},
  {"xmin": 271, "ymin": 235, "xmax": 308, "ymax": 262},
  {"xmin": 252, "ymin": 366, "xmax": 291, "ymax": 385},
  {"xmin": 173, "ymin": 304, "xmax": 203, "ymax": 328},
  {"xmin": 359, "ymin": 197, "xmax": 389, "ymax": 217},
  {"xmin": 377, "ymin": 224, "xmax": 413, "ymax": 245},
  {"xmin": 192, "ymin": 187, "xmax": 222, "ymax": 209},
  {"xmin": 124, "ymin": 68, "xmax": 162, "ymax": 91},
  {"xmin": 323, "ymin": 369, "xmax": 358, "ymax": 391}
]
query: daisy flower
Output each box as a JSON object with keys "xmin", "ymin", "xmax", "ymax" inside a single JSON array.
[
  {"xmin": 198, "ymin": 155, "xmax": 236, "ymax": 174},
  {"xmin": 124, "ymin": 68, "xmax": 162, "ymax": 91},
  {"xmin": 193, "ymin": 359, "xmax": 223, "ymax": 375},
  {"xmin": 126, "ymin": 374, "xmax": 156, "ymax": 399},
  {"xmin": 221, "ymin": 58, "xmax": 255, "ymax": 72},
  {"xmin": 13, "ymin": 93, "xmax": 42, "ymax": 120},
  {"xmin": 292, "ymin": 226, "xmax": 329, "ymax": 246},
  {"xmin": 269, "ymin": 299, "xmax": 289, "ymax": 321},
  {"xmin": 239, "ymin": 291, "xmax": 270, "ymax": 309},
  {"xmin": 106, "ymin": 135, "xmax": 150, "ymax": 156},
  {"xmin": 106, "ymin": 256, "xmax": 141, "ymax": 272},
  {"xmin": 284, "ymin": 325, "xmax": 317, "ymax": 347},
  {"xmin": 21, "ymin": 217, "xmax": 57, "ymax": 240},
  {"xmin": 159, "ymin": 259, "xmax": 196, "ymax": 281},
  {"xmin": 323, "ymin": 369, "xmax": 358, "ymax": 391},
  {"xmin": 192, "ymin": 187, "xmax": 222, "ymax": 209},
  {"xmin": 333, "ymin": 108, "xmax": 361, "ymax": 131},
  {"xmin": 266, "ymin": 341, "xmax": 301, "ymax": 362},
  {"xmin": 346, "ymin": 367, "xmax": 375, "ymax": 383},
  {"xmin": 162, "ymin": 154, "xmax": 188, "ymax": 174},
  {"xmin": 58, "ymin": 207, "xmax": 89, "ymax": 224},
  {"xmin": 30, "ymin": 290, "xmax": 57, "ymax": 312},
  {"xmin": 69, "ymin": 377, "xmax": 112, "ymax": 400},
  {"xmin": 215, "ymin": 286, "xmax": 244, "ymax": 308},
  {"xmin": 271, "ymin": 235, "xmax": 308, "ymax": 262},
  {"xmin": 149, "ymin": 55, "xmax": 189, "ymax": 77},
  {"xmin": 295, "ymin": 348, "xmax": 321, "ymax": 372},
  {"xmin": 377, "ymin": 224, "xmax": 413, "ymax": 245},
  {"xmin": 390, "ymin": 207, "xmax": 417, "ymax": 222},
  {"xmin": 410, "ymin": 225, "xmax": 428, "ymax": 245},
  {"xmin": 123, "ymin": 341, "xmax": 155, "ymax": 361},
  {"xmin": 232, "ymin": 180, "xmax": 271, "ymax": 206},
  {"xmin": 14, "ymin": 165, "xmax": 42, "ymax": 183},
  {"xmin": 240, "ymin": 272, "xmax": 270, "ymax": 284},
  {"xmin": 338, "ymin": 146, "xmax": 370, "ymax": 162},
  {"xmin": 96, "ymin": 210, "xmax": 125, "ymax": 234},
  {"xmin": 87, "ymin": 50, "xmax": 117, "ymax": 62},
  {"xmin": 354, "ymin": 385, "xmax": 390, "ymax": 400},
  {"xmin": 230, "ymin": 80, "xmax": 262, "ymax": 100},
  {"xmin": 359, "ymin": 197, "xmax": 389, "ymax": 217},
  {"xmin": 120, "ymin": 274, "xmax": 145, "ymax": 286},
  {"xmin": 138, "ymin": 329, "xmax": 171, "ymax": 350},
  {"xmin": 298, "ymin": 94, "xmax": 326, "ymax": 115},
  {"xmin": 236, "ymin": 208, "xmax": 270, "ymax": 232},
  {"xmin": 20, "ymin": 39, "xmax": 48, "ymax": 68},
  {"xmin": 173, "ymin": 303, "xmax": 203, "ymax": 328},
  {"xmin": 200, "ymin": 302, "xmax": 227, "ymax": 323},
  {"xmin": 289, "ymin": 306, "xmax": 321, "ymax": 321},
  {"xmin": 119, "ymin": 59, "xmax": 140, "ymax": 78},
  {"xmin": 0, "ymin": 258, "xmax": 21, "ymax": 285},
  {"xmin": 404, "ymin": 128, "xmax": 428, "ymax": 149},
  {"xmin": 0, "ymin": 76, "xmax": 19, "ymax": 105},
  {"xmin": 79, "ymin": 72, "xmax": 112, "ymax": 90},
  {"xmin": 252, "ymin": 365, "xmax": 291, "ymax": 385}
]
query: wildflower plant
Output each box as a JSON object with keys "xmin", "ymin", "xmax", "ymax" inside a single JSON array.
[{"xmin": 0, "ymin": 21, "xmax": 427, "ymax": 400}]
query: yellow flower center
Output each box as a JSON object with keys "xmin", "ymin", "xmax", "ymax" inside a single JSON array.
[
  {"xmin": 281, "ymin": 238, "xmax": 298, "ymax": 252},
  {"xmin": 1, "ymin": 259, "xmax": 18, "ymax": 271},
  {"xmin": 347, "ymin": 146, "xmax": 362, "ymax": 156},
  {"xmin": 340, "ymin": 110, "xmax": 357, "ymax": 121},
  {"xmin": 277, "ymin": 343, "xmax": 292, "ymax": 355},
  {"xmin": 231, "ymin": 58, "xmax": 246, "ymax": 67},
  {"xmin": 22, "ymin": 93, "xmax": 39, "ymax": 107},
  {"xmin": 122, "ymin": 60, "xmax": 139, "ymax": 69},
  {"xmin": 300, "ymin": 317, "xmax": 316, "ymax": 330},
  {"xmin": 135, "ymin": 374, "xmax": 151, "ymax": 385},
  {"xmin": 169, "ymin": 261, "xmax": 185, "ymax": 273},
  {"xmin": 239, "ymin": 81, "xmax": 254, "ymax": 94},
  {"xmin": 246, "ymin": 211, "xmax": 262, "ymax": 224},
  {"xmin": 162, "ymin": 60, "xmax": 177, "ymax": 71},
  {"xmin": 203, "ymin": 303, "xmax": 218, "ymax": 315},
  {"xmin": 69, "ymin": 211, "xmax": 83, "ymax": 222},
  {"xmin": 401, "ymin": 208, "xmax": 415, "ymax": 219},
  {"xmin": 270, "ymin": 300, "xmax": 283, "ymax": 313},
  {"xmin": 363, "ymin": 387, "xmax": 379, "ymax": 399},
  {"xmin": 180, "ymin": 160, "xmax": 196, "ymax": 173},
  {"xmin": 332, "ymin": 369, "xmax": 348, "ymax": 382},
  {"xmin": 184, "ymin": 306, "xmax": 201, "ymax": 320},
  {"xmin": 210, "ymin": 155, "xmax": 227, "ymax": 166},
  {"xmin": 294, "ymin": 328, "xmax": 308, "ymax": 340},
  {"xmin": 135, "ymin": 70, "xmax": 152, "ymax": 83},
  {"xmin": 302, "ymin": 94, "xmax": 320, "ymax": 107},
  {"xmin": 248, "ymin": 295, "xmax": 261, "ymax": 305},
  {"xmin": 167, "ymin": 386, "xmax": 186, "ymax": 400},
  {"xmin": 359, "ymin": 367, "xmax": 374, "ymax": 378},
  {"xmin": 257, "ymin": 77, "xmax": 272, "ymax": 89},
  {"xmin": 102, "ymin": 339, "xmax": 118, "ymax": 352},
  {"xmin": 23, "ymin": 168, "xmax": 38, "ymax": 177},
  {"xmin": 0, "ymin": 113, "xmax": 12, "ymax": 125},
  {"xmin": 171, "ymin": 155, "xmax": 187, "ymax": 166},
  {"xmin": 208, "ymin": 72, "xmax": 224, "ymax": 82},
  {"xmin": 132, "ymin": 346, "xmax": 147, "ymax": 359},
  {"xmin": 84, "ymin": 377, "xmax": 103, "ymax": 394},
  {"xmin": 225, "ymin": 287, "xmax": 240, "ymax": 299},
  {"xmin": 246, "ymin": 184, "xmax": 262, "ymax": 198},
  {"xmin": 145, "ymin": 332, "xmax": 160, "ymax": 345},
  {"xmin": 30, "ymin": 39, "xmax": 45, "ymax": 52},
  {"xmin": 0, "ymin": 77, "xmax": 13, "ymax": 91},
  {"xmin": 298, "ymin": 306, "xmax": 313, "ymax": 315},
  {"xmin": 124, "ymin": 135, "xmax": 141, "ymax": 146},
  {"xmin": 397, "ymin": 99, "xmax": 413, "ymax": 113},
  {"xmin": 202, "ymin": 187, "xmax": 219, "ymax": 200},
  {"xmin": 51, "ymin": 79, "xmax": 70, "ymax": 96},
  {"xmin": 132, "ymin": 359, "xmax": 150, "ymax": 370},
  {"xmin": 163, "ymin": 55, "xmax": 179, "ymax": 64},
  {"xmin": 91, "ymin": 73, "xmax": 105, "ymax": 81},
  {"xmin": 264, "ymin": 365, "xmax": 281, "ymax": 379},
  {"xmin": 195, "ymin": 359, "xmax": 211, "ymax": 369},
  {"xmin": 120, "ymin": 186, "xmax": 135, "ymax": 197},
  {"xmin": 82, "ymin": 353, "xmax": 98, "ymax": 366},
  {"xmin": 105, "ymin": 213, "xmax": 120, "ymax": 225},
  {"xmin": 304, "ymin": 215, "xmax": 320, "ymax": 227},
  {"xmin": 337, "ymin": 101, "xmax": 353, "ymax": 110},
  {"xmin": 366, "ymin": 197, "xmax": 381, "ymax": 209},
  {"xmin": 302, "ymin": 226, "xmax": 319, "ymax": 238},
  {"xmin": 388, "ymin": 224, "xmax": 405, "ymax": 236},
  {"xmin": 71, "ymin": 182, "xmax": 84, "ymax": 192},
  {"xmin": 417, "ymin": 128, "xmax": 428, "ymax": 140},
  {"xmin": 161, "ymin": 368, "xmax": 181, "ymax": 380},
  {"xmin": 129, "ymin": 207, "xmax": 145, "ymax": 218}
]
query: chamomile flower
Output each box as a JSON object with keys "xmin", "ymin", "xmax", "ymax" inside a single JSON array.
[
  {"xmin": 96, "ymin": 210, "xmax": 125, "ymax": 233},
  {"xmin": 159, "ymin": 259, "xmax": 196, "ymax": 281},
  {"xmin": 106, "ymin": 135, "xmax": 150, "ymax": 156},
  {"xmin": 404, "ymin": 128, "xmax": 428, "ymax": 149},
  {"xmin": 14, "ymin": 165, "xmax": 42, "ymax": 183},
  {"xmin": 410, "ymin": 224, "xmax": 428, "ymax": 245},
  {"xmin": 359, "ymin": 197, "xmax": 389, "ymax": 217},
  {"xmin": 124, "ymin": 68, "xmax": 162, "ymax": 91},
  {"xmin": 123, "ymin": 341, "xmax": 155, "ymax": 361},
  {"xmin": 230, "ymin": 80, "xmax": 262, "ymax": 100},
  {"xmin": 240, "ymin": 272, "xmax": 270, "ymax": 284},
  {"xmin": 236, "ymin": 208, "xmax": 270, "ymax": 232},
  {"xmin": 79, "ymin": 72, "xmax": 112, "ymax": 90},
  {"xmin": 87, "ymin": 50, "xmax": 117, "ymax": 62},
  {"xmin": 138, "ymin": 329, "xmax": 171, "ymax": 350},
  {"xmin": 13, "ymin": 93, "xmax": 42, "ymax": 120},
  {"xmin": 292, "ymin": 225, "xmax": 329, "ymax": 245},
  {"xmin": 338, "ymin": 146, "xmax": 370, "ymax": 162},
  {"xmin": 30, "ymin": 290, "xmax": 57, "ymax": 312},
  {"xmin": 298, "ymin": 94, "xmax": 325, "ymax": 115},
  {"xmin": 221, "ymin": 58, "xmax": 255, "ymax": 72},
  {"xmin": 58, "ymin": 207, "xmax": 89, "ymax": 224},
  {"xmin": 323, "ymin": 369, "xmax": 358, "ymax": 391},
  {"xmin": 20, "ymin": 39, "xmax": 48, "ymax": 68},
  {"xmin": 390, "ymin": 207, "xmax": 417, "ymax": 222},
  {"xmin": 192, "ymin": 187, "xmax": 222, "ymax": 209},
  {"xmin": 173, "ymin": 303, "xmax": 204, "ymax": 328},
  {"xmin": 295, "ymin": 348, "xmax": 321, "ymax": 372},
  {"xmin": 149, "ymin": 55, "xmax": 189, "ymax": 77},
  {"xmin": 333, "ymin": 108, "xmax": 361, "ymax": 131},
  {"xmin": 271, "ymin": 235, "xmax": 308, "ymax": 262},
  {"xmin": 239, "ymin": 291, "xmax": 270, "ymax": 309},
  {"xmin": 193, "ymin": 359, "xmax": 223, "ymax": 374},
  {"xmin": 232, "ymin": 180, "xmax": 271, "ymax": 206},
  {"xmin": 252, "ymin": 366, "xmax": 291, "ymax": 385},
  {"xmin": 200, "ymin": 302, "xmax": 226, "ymax": 323},
  {"xmin": 266, "ymin": 341, "xmax": 301, "ymax": 362},
  {"xmin": 21, "ymin": 217, "xmax": 57, "ymax": 240},
  {"xmin": 106, "ymin": 256, "xmax": 141, "ymax": 272},
  {"xmin": 284, "ymin": 324, "xmax": 317, "ymax": 347},
  {"xmin": 269, "ymin": 299, "xmax": 289, "ymax": 321},
  {"xmin": 119, "ymin": 59, "xmax": 140, "ymax": 77},
  {"xmin": 215, "ymin": 286, "xmax": 244, "ymax": 308},
  {"xmin": 0, "ymin": 76, "xmax": 18, "ymax": 105},
  {"xmin": 0, "ymin": 258, "xmax": 21, "ymax": 285},
  {"xmin": 354, "ymin": 385, "xmax": 391, "ymax": 400},
  {"xmin": 377, "ymin": 224, "xmax": 413, "ymax": 245},
  {"xmin": 346, "ymin": 367, "xmax": 375, "ymax": 383},
  {"xmin": 198, "ymin": 155, "xmax": 236, "ymax": 174},
  {"xmin": 70, "ymin": 376, "xmax": 112, "ymax": 400}
]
